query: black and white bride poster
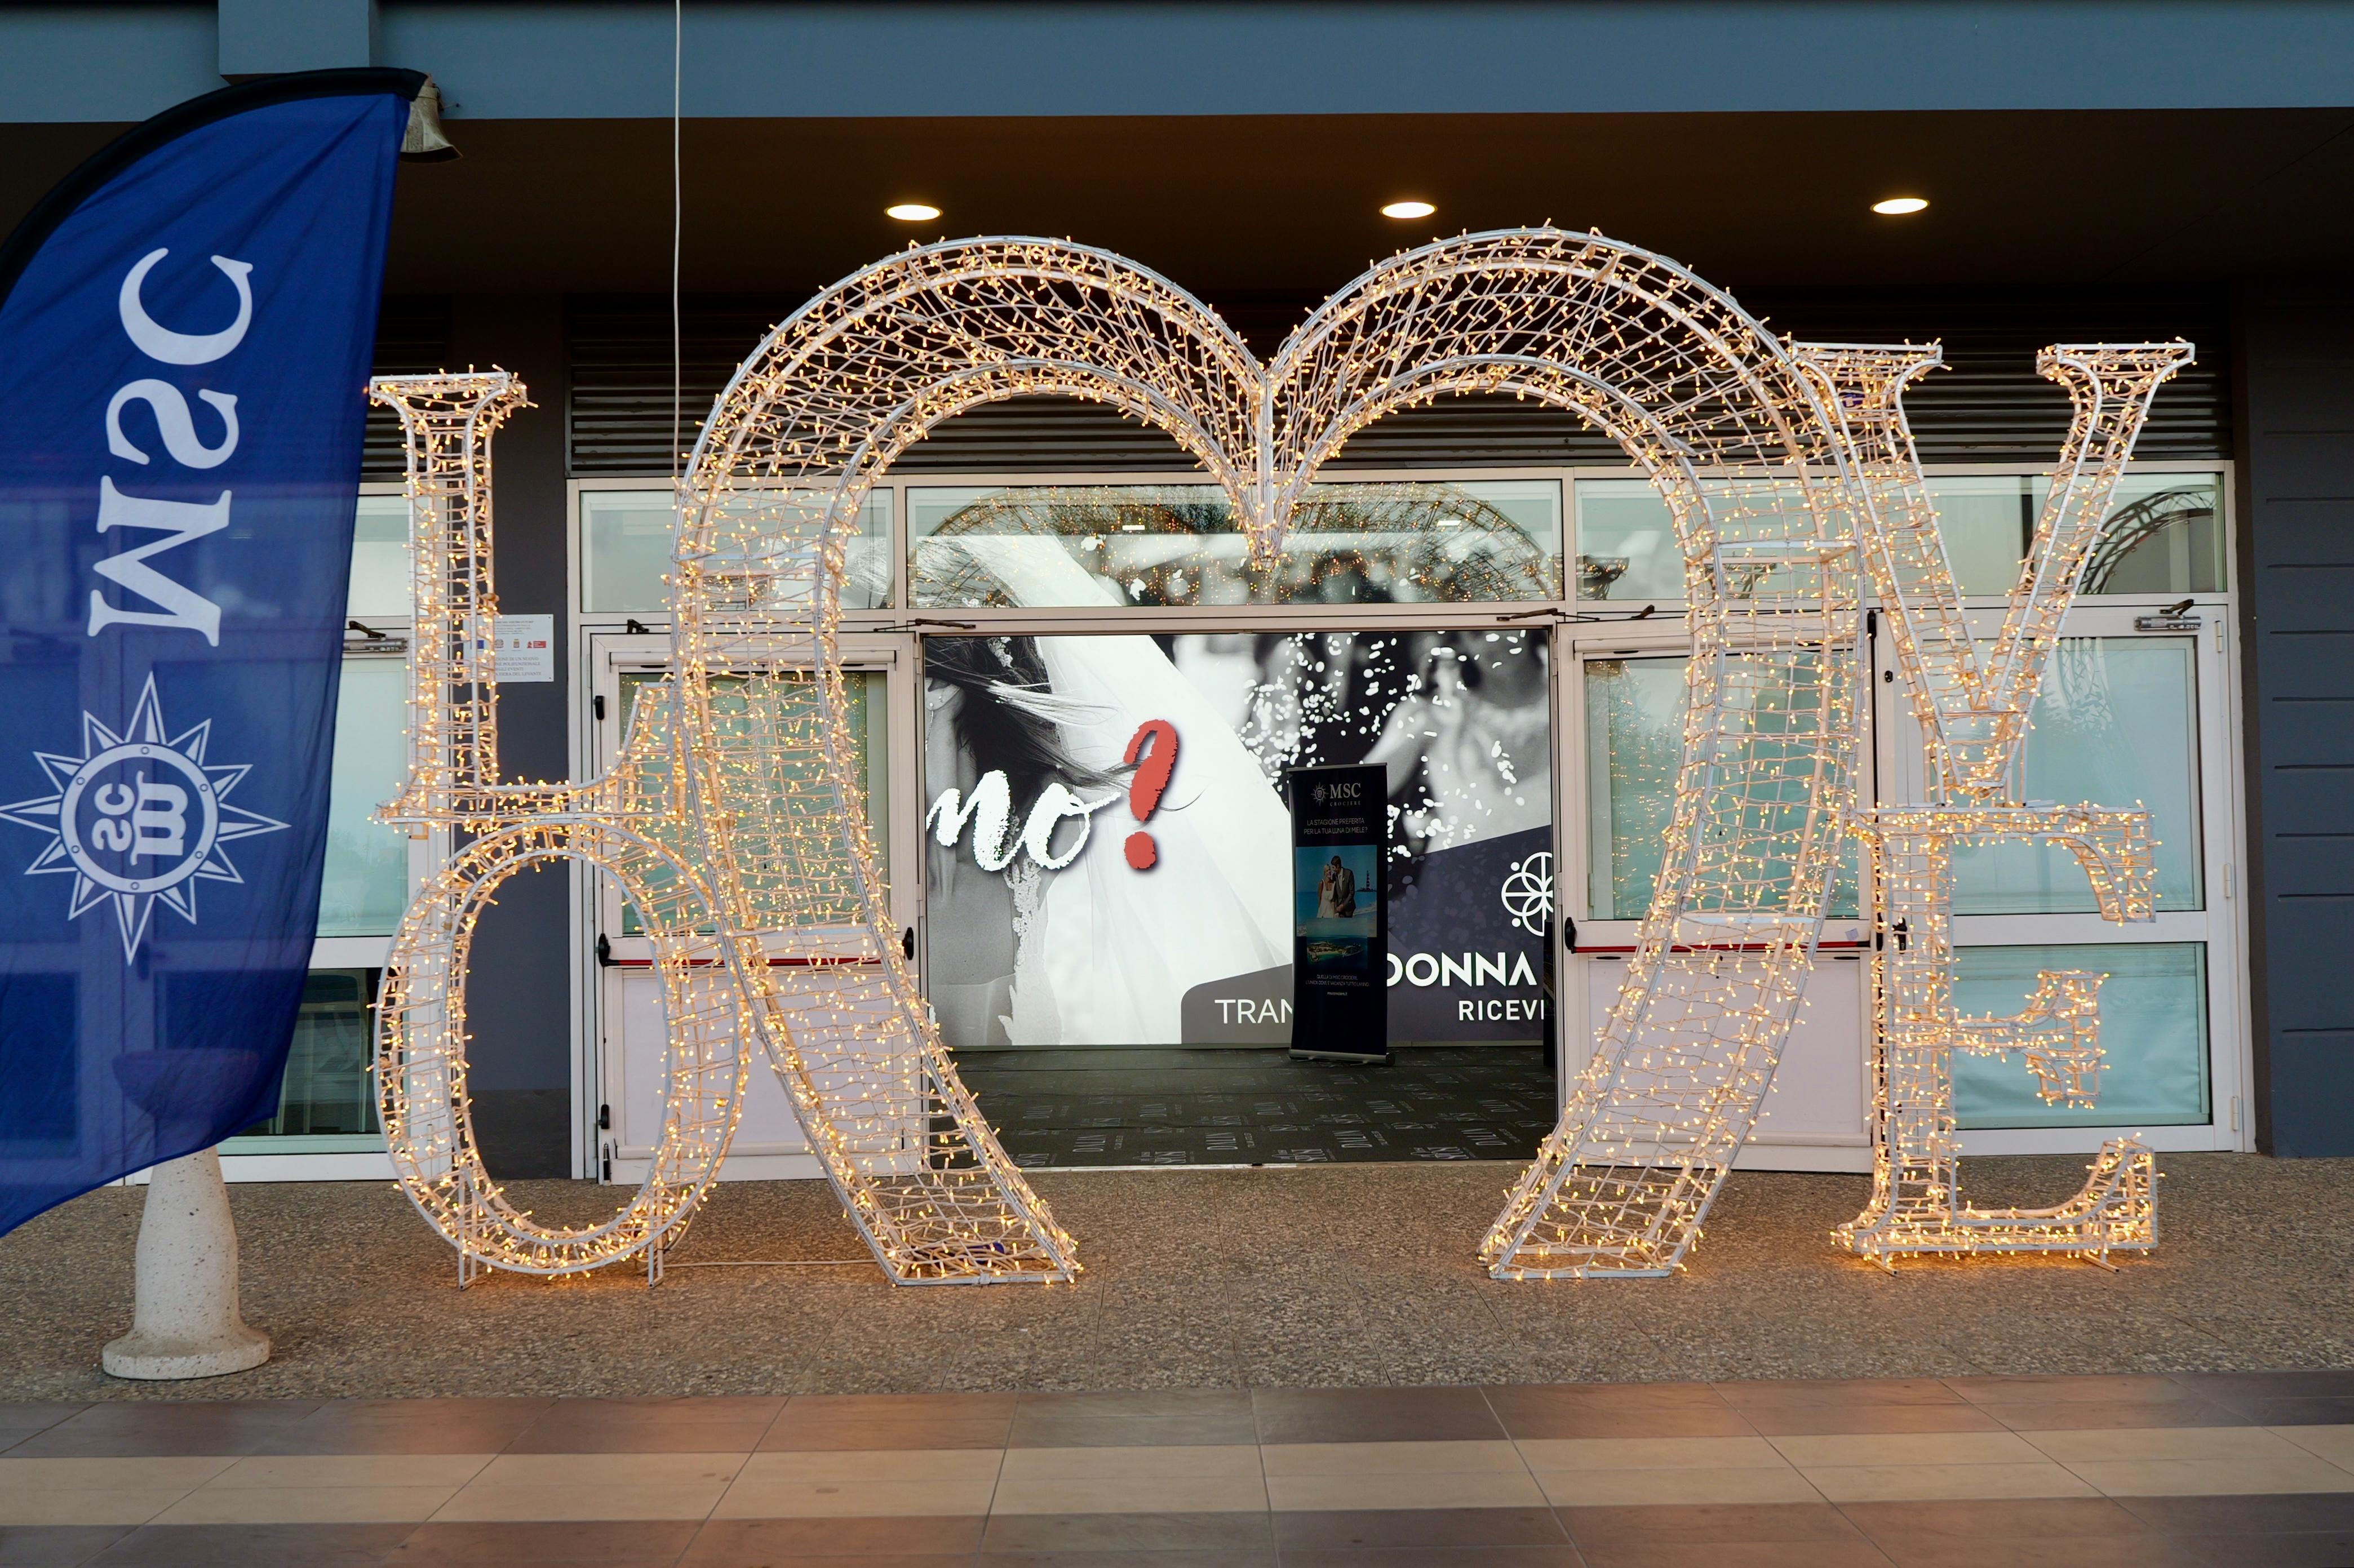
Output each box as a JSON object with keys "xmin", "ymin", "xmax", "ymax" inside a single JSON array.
[{"xmin": 922, "ymin": 627, "xmax": 1553, "ymax": 1051}]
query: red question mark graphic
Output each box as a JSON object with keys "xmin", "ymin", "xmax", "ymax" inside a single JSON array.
[{"xmin": 1121, "ymin": 720, "xmax": 1179, "ymax": 870}]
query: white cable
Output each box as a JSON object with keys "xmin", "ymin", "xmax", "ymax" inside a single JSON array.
[{"xmin": 671, "ymin": 0, "xmax": 682, "ymax": 481}]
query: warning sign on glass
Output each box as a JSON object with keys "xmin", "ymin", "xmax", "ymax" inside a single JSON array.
[{"xmin": 1287, "ymin": 765, "xmax": 1388, "ymax": 1061}]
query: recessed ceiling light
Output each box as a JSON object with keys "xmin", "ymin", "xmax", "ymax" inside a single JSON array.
[
  {"xmin": 1872, "ymin": 196, "xmax": 1929, "ymax": 216},
  {"xmin": 1381, "ymin": 199, "xmax": 1437, "ymax": 220},
  {"xmin": 886, "ymin": 202, "xmax": 942, "ymax": 222}
]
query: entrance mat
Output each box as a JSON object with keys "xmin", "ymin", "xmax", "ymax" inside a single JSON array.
[{"xmin": 954, "ymin": 1045, "xmax": 1558, "ymax": 1167}]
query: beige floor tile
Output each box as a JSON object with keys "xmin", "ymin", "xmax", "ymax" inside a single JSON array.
[
  {"xmin": 1517, "ymin": 1436, "xmax": 1785, "ymax": 1471},
  {"xmin": 0, "ymin": 1456, "xmax": 235, "ymax": 1490},
  {"xmin": 153, "ymin": 1485, "xmax": 456, "ymax": 1525},
  {"xmin": 989, "ymin": 1471, "xmax": 1270, "ymax": 1514},
  {"xmin": 431, "ymin": 1481, "xmax": 730, "ymax": 1521},
  {"xmin": 1771, "ymin": 1431, "xmax": 2044, "ymax": 1467},
  {"xmin": 1265, "ymin": 1468, "xmax": 1544, "ymax": 1512},
  {"xmin": 209, "ymin": 1453, "xmax": 495, "ymax": 1489},
  {"xmin": 2275, "ymin": 1424, "xmax": 2354, "ymax": 1467},
  {"xmin": 1261, "ymin": 1440, "xmax": 1521, "ymax": 1476},
  {"xmin": 2024, "ymin": 1425, "xmax": 2312, "ymax": 1463},
  {"xmin": 1802, "ymin": 1461, "xmax": 2095, "ymax": 1502},
  {"xmin": 1003, "ymin": 1444, "xmax": 1261, "ymax": 1480},
  {"xmin": 735, "ymin": 1449, "xmax": 1003, "ymax": 1483},
  {"xmin": 710, "ymin": 1474, "xmax": 998, "ymax": 1519},
  {"xmin": 0, "ymin": 1488, "xmax": 192, "ymax": 1526},
  {"xmin": 1534, "ymin": 1467, "xmax": 1823, "ymax": 1507},
  {"xmin": 2065, "ymin": 1454, "xmax": 2354, "ymax": 1496},
  {"xmin": 467, "ymin": 1452, "xmax": 746, "ymax": 1488}
]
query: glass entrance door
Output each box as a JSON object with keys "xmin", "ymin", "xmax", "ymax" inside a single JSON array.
[
  {"xmin": 1876, "ymin": 605, "xmax": 2244, "ymax": 1150},
  {"xmin": 587, "ymin": 631, "xmax": 916, "ymax": 1183},
  {"xmin": 1566, "ymin": 633, "xmax": 1872, "ymax": 1168},
  {"xmin": 1561, "ymin": 601, "xmax": 2244, "ymax": 1166},
  {"xmin": 915, "ymin": 623, "xmax": 1566, "ymax": 1168}
]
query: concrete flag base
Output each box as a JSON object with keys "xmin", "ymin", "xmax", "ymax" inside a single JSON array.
[{"xmin": 101, "ymin": 1148, "xmax": 270, "ymax": 1380}]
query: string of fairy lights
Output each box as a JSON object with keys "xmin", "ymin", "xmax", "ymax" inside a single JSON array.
[
  {"xmin": 367, "ymin": 231, "xmax": 2188, "ymax": 1287},
  {"xmin": 710, "ymin": 232, "xmax": 1873, "ymax": 1285}
]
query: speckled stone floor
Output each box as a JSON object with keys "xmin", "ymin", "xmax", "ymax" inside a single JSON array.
[{"xmin": 2, "ymin": 1154, "xmax": 2349, "ymax": 1402}]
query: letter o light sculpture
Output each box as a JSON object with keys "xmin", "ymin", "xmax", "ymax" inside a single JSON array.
[{"xmin": 371, "ymin": 231, "xmax": 2180, "ymax": 1286}]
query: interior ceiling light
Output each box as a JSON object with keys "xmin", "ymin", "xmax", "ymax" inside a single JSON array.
[
  {"xmin": 1381, "ymin": 199, "xmax": 1437, "ymax": 220},
  {"xmin": 886, "ymin": 202, "xmax": 942, "ymax": 222},
  {"xmin": 1872, "ymin": 196, "xmax": 1929, "ymax": 215}
]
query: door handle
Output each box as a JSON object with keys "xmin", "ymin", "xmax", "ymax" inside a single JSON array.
[{"xmin": 901, "ymin": 926, "xmax": 916, "ymax": 961}]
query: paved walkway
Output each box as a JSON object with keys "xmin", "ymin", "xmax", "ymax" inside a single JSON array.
[{"xmin": 6, "ymin": 1373, "xmax": 2354, "ymax": 1565}]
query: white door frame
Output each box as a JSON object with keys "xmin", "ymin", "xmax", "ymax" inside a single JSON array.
[
  {"xmin": 1557, "ymin": 624, "xmax": 1876, "ymax": 1171},
  {"xmin": 581, "ymin": 629, "xmax": 921, "ymax": 1184}
]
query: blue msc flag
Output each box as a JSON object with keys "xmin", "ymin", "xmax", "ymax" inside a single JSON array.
[{"xmin": 0, "ymin": 70, "xmax": 424, "ymax": 1234}]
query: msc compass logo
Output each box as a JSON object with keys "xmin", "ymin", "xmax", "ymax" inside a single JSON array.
[
  {"xmin": 1500, "ymin": 851, "xmax": 1553, "ymax": 936},
  {"xmin": 0, "ymin": 676, "xmax": 285, "ymax": 960}
]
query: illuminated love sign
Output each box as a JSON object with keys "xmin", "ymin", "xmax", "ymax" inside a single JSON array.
[{"xmin": 370, "ymin": 229, "xmax": 2187, "ymax": 1291}]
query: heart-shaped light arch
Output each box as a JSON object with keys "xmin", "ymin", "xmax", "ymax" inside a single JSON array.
[
  {"xmin": 376, "ymin": 229, "xmax": 1879, "ymax": 1283},
  {"xmin": 673, "ymin": 230, "xmax": 1869, "ymax": 1282}
]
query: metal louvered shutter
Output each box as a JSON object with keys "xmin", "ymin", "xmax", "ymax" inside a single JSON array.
[
  {"xmin": 1752, "ymin": 289, "xmax": 2229, "ymax": 464},
  {"xmin": 563, "ymin": 296, "xmax": 1623, "ymax": 474},
  {"xmin": 566, "ymin": 297, "xmax": 797, "ymax": 476},
  {"xmin": 363, "ymin": 296, "xmax": 453, "ymax": 482}
]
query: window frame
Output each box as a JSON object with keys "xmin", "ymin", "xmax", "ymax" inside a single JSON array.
[{"xmin": 218, "ymin": 481, "xmax": 428, "ymax": 1177}]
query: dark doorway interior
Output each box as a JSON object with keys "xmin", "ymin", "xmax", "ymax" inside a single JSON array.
[{"xmin": 957, "ymin": 1046, "xmax": 1557, "ymax": 1168}]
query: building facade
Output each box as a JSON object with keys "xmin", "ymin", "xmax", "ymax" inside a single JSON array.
[{"xmin": 3, "ymin": 1, "xmax": 2351, "ymax": 1184}]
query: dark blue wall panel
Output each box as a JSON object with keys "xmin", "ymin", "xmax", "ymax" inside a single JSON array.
[
  {"xmin": 2238, "ymin": 282, "xmax": 2354, "ymax": 1156},
  {"xmin": 219, "ymin": 0, "xmax": 374, "ymax": 77},
  {"xmin": 441, "ymin": 292, "xmax": 575, "ymax": 1178}
]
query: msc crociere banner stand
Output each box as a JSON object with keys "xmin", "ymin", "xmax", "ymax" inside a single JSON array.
[
  {"xmin": 1287, "ymin": 765, "xmax": 1388, "ymax": 1063},
  {"xmin": 0, "ymin": 68, "xmax": 431, "ymax": 1374}
]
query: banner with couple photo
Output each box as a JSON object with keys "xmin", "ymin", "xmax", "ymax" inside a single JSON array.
[{"xmin": 922, "ymin": 628, "xmax": 1554, "ymax": 1052}]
